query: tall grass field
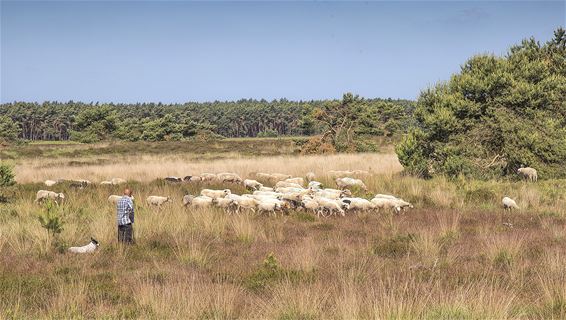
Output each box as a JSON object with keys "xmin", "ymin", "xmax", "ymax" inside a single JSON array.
[{"xmin": 1, "ymin": 141, "xmax": 566, "ymax": 319}]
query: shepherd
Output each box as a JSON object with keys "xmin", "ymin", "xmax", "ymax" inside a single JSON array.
[{"xmin": 116, "ymin": 188, "xmax": 135, "ymax": 244}]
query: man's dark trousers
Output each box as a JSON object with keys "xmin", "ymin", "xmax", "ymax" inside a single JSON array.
[{"xmin": 118, "ymin": 223, "xmax": 133, "ymax": 244}]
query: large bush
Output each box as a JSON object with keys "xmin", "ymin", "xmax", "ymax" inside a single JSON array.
[{"xmin": 397, "ymin": 28, "xmax": 566, "ymax": 179}]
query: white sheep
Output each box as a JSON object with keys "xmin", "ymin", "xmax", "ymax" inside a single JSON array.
[
  {"xmin": 275, "ymin": 181, "xmax": 303, "ymax": 189},
  {"xmin": 517, "ymin": 167, "xmax": 538, "ymax": 182},
  {"xmin": 275, "ymin": 187, "xmax": 309, "ymax": 195},
  {"xmin": 44, "ymin": 180, "xmax": 58, "ymax": 187},
  {"xmin": 315, "ymin": 189, "xmax": 351, "ymax": 199},
  {"xmin": 108, "ymin": 195, "xmax": 121, "ymax": 204},
  {"xmin": 256, "ymin": 199, "xmax": 283, "ymax": 216},
  {"xmin": 182, "ymin": 194, "xmax": 195, "ymax": 207},
  {"xmin": 200, "ymin": 173, "xmax": 217, "ymax": 182},
  {"xmin": 502, "ymin": 196, "xmax": 520, "ymax": 211},
  {"xmin": 227, "ymin": 194, "xmax": 258, "ymax": 213},
  {"xmin": 307, "ymin": 181, "xmax": 323, "ymax": 190},
  {"xmin": 302, "ymin": 198, "xmax": 320, "ymax": 215},
  {"xmin": 111, "ymin": 178, "xmax": 127, "ymax": 185},
  {"xmin": 146, "ymin": 196, "xmax": 172, "ymax": 207},
  {"xmin": 341, "ymin": 197, "xmax": 375, "ymax": 212},
  {"xmin": 258, "ymin": 186, "xmax": 274, "ymax": 192},
  {"xmin": 190, "ymin": 196, "xmax": 213, "ymax": 208},
  {"xmin": 35, "ymin": 190, "xmax": 65, "ymax": 204},
  {"xmin": 328, "ymin": 170, "xmax": 353, "ymax": 178},
  {"xmin": 243, "ymin": 179, "xmax": 263, "ymax": 191},
  {"xmin": 216, "ymin": 172, "xmax": 243, "ymax": 184},
  {"xmin": 335, "ymin": 177, "xmax": 368, "ymax": 191},
  {"xmin": 212, "ymin": 197, "xmax": 239, "ymax": 214},
  {"xmin": 201, "ymin": 189, "xmax": 231, "ymax": 199},
  {"xmin": 316, "ymin": 197, "xmax": 347, "ymax": 217},
  {"xmin": 68, "ymin": 238, "xmax": 99, "ymax": 254},
  {"xmin": 100, "ymin": 181, "xmax": 113, "ymax": 185},
  {"xmin": 183, "ymin": 175, "xmax": 202, "ymax": 183},
  {"xmin": 306, "ymin": 172, "xmax": 316, "ymax": 182},
  {"xmin": 285, "ymin": 177, "xmax": 305, "ymax": 186}
]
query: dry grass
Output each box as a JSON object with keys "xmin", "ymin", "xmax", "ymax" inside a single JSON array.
[
  {"xmin": 2, "ymin": 147, "xmax": 566, "ymax": 318},
  {"xmin": 14, "ymin": 152, "xmax": 402, "ymax": 183}
]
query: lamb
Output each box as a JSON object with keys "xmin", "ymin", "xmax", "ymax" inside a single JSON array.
[
  {"xmin": 275, "ymin": 181, "xmax": 303, "ymax": 189},
  {"xmin": 243, "ymin": 179, "xmax": 263, "ymax": 191},
  {"xmin": 517, "ymin": 167, "xmax": 538, "ymax": 182},
  {"xmin": 146, "ymin": 196, "xmax": 172, "ymax": 207},
  {"xmin": 306, "ymin": 172, "xmax": 316, "ymax": 182},
  {"xmin": 502, "ymin": 196, "xmax": 520, "ymax": 211},
  {"xmin": 164, "ymin": 176, "xmax": 182, "ymax": 183},
  {"xmin": 190, "ymin": 196, "xmax": 213, "ymax": 208},
  {"xmin": 216, "ymin": 172, "xmax": 243, "ymax": 184},
  {"xmin": 68, "ymin": 238, "xmax": 99, "ymax": 254},
  {"xmin": 111, "ymin": 178, "xmax": 127, "ymax": 185},
  {"xmin": 182, "ymin": 194, "xmax": 195, "ymax": 207},
  {"xmin": 284, "ymin": 177, "xmax": 305, "ymax": 186},
  {"xmin": 201, "ymin": 189, "xmax": 231, "ymax": 199},
  {"xmin": 35, "ymin": 190, "xmax": 65, "ymax": 204},
  {"xmin": 335, "ymin": 177, "xmax": 368, "ymax": 191}
]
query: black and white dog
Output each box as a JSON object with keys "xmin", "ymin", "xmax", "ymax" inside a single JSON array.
[{"xmin": 68, "ymin": 237, "xmax": 99, "ymax": 253}]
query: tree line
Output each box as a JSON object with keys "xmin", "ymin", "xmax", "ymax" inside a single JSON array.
[{"xmin": 0, "ymin": 98, "xmax": 415, "ymax": 143}]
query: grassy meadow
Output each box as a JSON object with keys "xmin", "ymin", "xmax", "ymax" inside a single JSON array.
[{"xmin": 1, "ymin": 140, "xmax": 566, "ymax": 319}]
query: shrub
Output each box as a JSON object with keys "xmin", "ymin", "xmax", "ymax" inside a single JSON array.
[
  {"xmin": 397, "ymin": 28, "xmax": 566, "ymax": 179},
  {"xmin": 38, "ymin": 201, "xmax": 64, "ymax": 237},
  {"xmin": 372, "ymin": 233, "xmax": 416, "ymax": 258}
]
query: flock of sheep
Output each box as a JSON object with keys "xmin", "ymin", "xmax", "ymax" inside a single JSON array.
[{"xmin": 34, "ymin": 166, "xmax": 539, "ymax": 217}]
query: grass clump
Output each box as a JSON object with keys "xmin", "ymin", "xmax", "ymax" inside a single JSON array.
[{"xmin": 372, "ymin": 233, "xmax": 416, "ymax": 258}]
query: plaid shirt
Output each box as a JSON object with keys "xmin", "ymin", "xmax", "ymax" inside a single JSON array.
[{"xmin": 116, "ymin": 196, "xmax": 134, "ymax": 226}]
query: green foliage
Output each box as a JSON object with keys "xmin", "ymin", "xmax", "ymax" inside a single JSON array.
[
  {"xmin": 257, "ymin": 128, "xmax": 278, "ymax": 138},
  {"xmin": 397, "ymin": 28, "xmax": 566, "ymax": 179},
  {"xmin": 38, "ymin": 201, "xmax": 64, "ymax": 236},
  {"xmin": 0, "ymin": 116, "xmax": 21, "ymax": 144},
  {"xmin": 0, "ymin": 163, "xmax": 15, "ymax": 187},
  {"xmin": 70, "ymin": 106, "xmax": 117, "ymax": 143},
  {"xmin": 372, "ymin": 233, "xmax": 416, "ymax": 258},
  {"xmin": 0, "ymin": 98, "xmax": 414, "ymax": 143}
]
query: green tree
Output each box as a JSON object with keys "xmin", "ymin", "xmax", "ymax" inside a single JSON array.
[
  {"xmin": 0, "ymin": 163, "xmax": 15, "ymax": 188},
  {"xmin": 0, "ymin": 116, "xmax": 21, "ymax": 144},
  {"xmin": 70, "ymin": 106, "xmax": 117, "ymax": 143},
  {"xmin": 396, "ymin": 28, "xmax": 566, "ymax": 179}
]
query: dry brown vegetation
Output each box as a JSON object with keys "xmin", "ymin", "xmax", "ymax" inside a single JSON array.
[{"xmin": 2, "ymin": 145, "xmax": 566, "ymax": 319}]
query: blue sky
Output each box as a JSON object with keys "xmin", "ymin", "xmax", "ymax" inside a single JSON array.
[{"xmin": 1, "ymin": 1, "xmax": 564, "ymax": 103}]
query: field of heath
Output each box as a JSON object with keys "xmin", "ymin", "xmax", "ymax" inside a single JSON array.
[{"xmin": 2, "ymin": 141, "xmax": 566, "ymax": 319}]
